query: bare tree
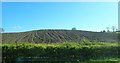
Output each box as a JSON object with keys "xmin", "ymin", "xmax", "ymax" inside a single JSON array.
[
  {"xmin": 0, "ymin": 28, "xmax": 4, "ymax": 33},
  {"xmin": 111, "ymin": 26, "xmax": 116, "ymax": 32},
  {"xmin": 116, "ymin": 29, "xmax": 118, "ymax": 32},
  {"xmin": 106, "ymin": 27, "xmax": 110, "ymax": 32}
]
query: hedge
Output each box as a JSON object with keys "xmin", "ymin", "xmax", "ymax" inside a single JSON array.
[{"xmin": 2, "ymin": 42, "xmax": 119, "ymax": 63}]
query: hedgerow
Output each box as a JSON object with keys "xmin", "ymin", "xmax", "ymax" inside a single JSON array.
[{"xmin": 1, "ymin": 42, "xmax": 119, "ymax": 63}]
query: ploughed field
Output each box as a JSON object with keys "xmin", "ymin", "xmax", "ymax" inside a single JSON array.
[
  {"xmin": 2, "ymin": 30, "xmax": 118, "ymax": 43},
  {"xmin": 1, "ymin": 30, "xmax": 119, "ymax": 63}
]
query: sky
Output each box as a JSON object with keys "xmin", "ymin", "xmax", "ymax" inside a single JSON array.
[
  {"xmin": 2, "ymin": 0, "xmax": 120, "ymax": 2},
  {"xmin": 2, "ymin": 2, "xmax": 118, "ymax": 32}
]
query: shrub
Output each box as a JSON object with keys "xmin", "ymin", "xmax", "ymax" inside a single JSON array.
[{"xmin": 2, "ymin": 42, "xmax": 119, "ymax": 63}]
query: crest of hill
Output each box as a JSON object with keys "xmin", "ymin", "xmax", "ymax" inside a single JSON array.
[{"xmin": 2, "ymin": 29, "xmax": 118, "ymax": 43}]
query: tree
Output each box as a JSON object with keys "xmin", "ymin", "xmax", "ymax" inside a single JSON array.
[
  {"xmin": 106, "ymin": 27, "xmax": 110, "ymax": 32},
  {"xmin": 111, "ymin": 26, "xmax": 116, "ymax": 32},
  {"xmin": 0, "ymin": 28, "xmax": 4, "ymax": 33},
  {"xmin": 72, "ymin": 27, "xmax": 76, "ymax": 30},
  {"xmin": 103, "ymin": 30, "xmax": 106, "ymax": 32},
  {"xmin": 116, "ymin": 29, "xmax": 118, "ymax": 32}
]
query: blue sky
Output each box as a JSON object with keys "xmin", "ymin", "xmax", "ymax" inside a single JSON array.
[{"xmin": 2, "ymin": 2, "xmax": 118, "ymax": 32}]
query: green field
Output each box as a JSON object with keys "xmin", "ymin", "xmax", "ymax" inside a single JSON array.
[{"xmin": 2, "ymin": 41, "xmax": 119, "ymax": 63}]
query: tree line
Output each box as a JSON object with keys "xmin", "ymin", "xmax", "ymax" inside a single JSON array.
[
  {"xmin": 72, "ymin": 26, "xmax": 118, "ymax": 32},
  {"xmin": 103, "ymin": 26, "xmax": 118, "ymax": 32},
  {"xmin": 1, "ymin": 26, "xmax": 118, "ymax": 33}
]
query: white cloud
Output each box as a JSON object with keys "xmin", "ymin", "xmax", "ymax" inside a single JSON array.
[{"xmin": 14, "ymin": 25, "xmax": 22, "ymax": 30}]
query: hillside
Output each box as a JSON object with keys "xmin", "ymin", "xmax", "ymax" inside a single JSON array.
[{"xmin": 2, "ymin": 30, "xmax": 118, "ymax": 43}]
